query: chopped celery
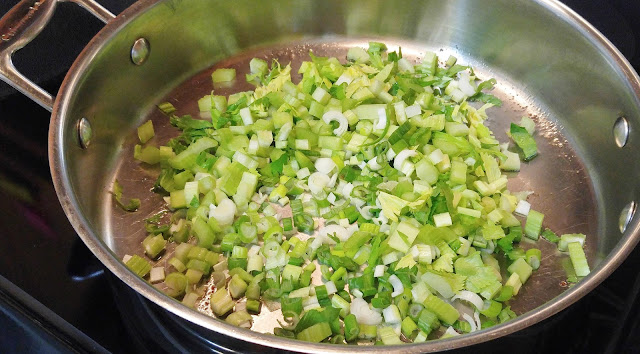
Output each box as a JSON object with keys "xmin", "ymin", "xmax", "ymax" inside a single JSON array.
[
  {"xmin": 568, "ymin": 242, "xmax": 590, "ymax": 277},
  {"xmin": 211, "ymin": 68, "xmax": 236, "ymax": 83},
  {"xmin": 123, "ymin": 42, "xmax": 586, "ymax": 346},
  {"xmin": 137, "ymin": 120, "xmax": 155, "ymax": 144}
]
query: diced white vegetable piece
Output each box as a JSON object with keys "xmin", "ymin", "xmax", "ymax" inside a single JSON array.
[
  {"xmin": 342, "ymin": 182, "xmax": 354, "ymax": 200},
  {"xmin": 411, "ymin": 282, "xmax": 430, "ymax": 304},
  {"xmin": 393, "ymin": 149, "xmax": 418, "ymax": 171},
  {"xmin": 183, "ymin": 181, "xmax": 199, "ymax": 205},
  {"xmin": 233, "ymin": 151, "xmax": 259, "ymax": 170},
  {"xmin": 325, "ymin": 281, "xmax": 338, "ymax": 295},
  {"xmin": 450, "ymin": 88, "xmax": 465, "ymax": 102},
  {"xmin": 397, "ymin": 58, "xmax": 415, "ymax": 73},
  {"xmin": 296, "ymin": 167, "xmax": 311, "ymax": 180},
  {"xmin": 505, "ymin": 272, "xmax": 523, "ymax": 295},
  {"xmin": 319, "ymin": 224, "xmax": 349, "ymax": 243},
  {"xmin": 389, "ymin": 274, "xmax": 404, "ymax": 297},
  {"xmin": 474, "ymin": 180, "xmax": 493, "ymax": 196},
  {"xmin": 303, "ymin": 295, "xmax": 319, "ymax": 307},
  {"xmin": 277, "ymin": 197, "xmax": 289, "ymax": 206},
  {"xmin": 515, "ymin": 200, "xmax": 531, "ymax": 216},
  {"xmin": 463, "ymin": 313, "xmax": 478, "ymax": 332},
  {"xmin": 315, "ymin": 157, "xmax": 337, "ymax": 175},
  {"xmin": 382, "ymin": 251, "xmax": 400, "ymax": 265},
  {"xmin": 304, "ymin": 303, "xmax": 322, "ymax": 311},
  {"xmin": 169, "ymin": 219, "xmax": 186, "ymax": 234},
  {"xmin": 413, "ymin": 180, "xmax": 432, "ymax": 194},
  {"xmin": 374, "ymin": 108, "xmax": 387, "ymax": 130},
  {"xmin": 257, "ymin": 130, "xmax": 273, "ymax": 147},
  {"xmin": 312, "ymin": 87, "xmax": 331, "ymax": 104},
  {"xmin": 374, "ymin": 265, "xmax": 386, "ymax": 277},
  {"xmin": 122, "ymin": 254, "xmax": 132, "ymax": 263},
  {"xmin": 386, "ymin": 147, "xmax": 397, "ymax": 161},
  {"xmin": 458, "ymin": 71, "xmax": 476, "ymax": 96},
  {"xmin": 194, "ymin": 172, "xmax": 213, "ymax": 181},
  {"xmin": 388, "ymin": 221, "xmax": 420, "ymax": 253},
  {"xmin": 464, "ymin": 157, "xmax": 476, "ymax": 166},
  {"xmin": 210, "ymin": 198, "xmax": 236, "ymax": 226},
  {"xmin": 383, "ymin": 305, "xmax": 402, "ymax": 324},
  {"xmin": 308, "ymin": 172, "xmax": 331, "ymax": 194},
  {"xmin": 428, "ymin": 148, "xmax": 445, "ymax": 165},
  {"xmin": 248, "ymin": 136, "xmax": 259, "ymax": 155},
  {"xmin": 239, "ymin": 107, "xmax": 253, "ymax": 125},
  {"xmin": 487, "ymin": 209, "xmax": 504, "ymax": 223},
  {"xmin": 350, "ymin": 297, "xmax": 383, "ymax": 325},
  {"xmin": 433, "ymin": 212, "xmax": 453, "ymax": 227},
  {"xmin": 404, "ymin": 104, "xmax": 422, "ymax": 118},
  {"xmin": 295, "ymin": 139, "xmax": 310, "ymax": 150},
  {"xmin": 322, "ymin": 111, "xmax": 349, "ymax": 136},
  {"xmin": 335, "ymin": 71, "xmax": 355, "ymax": 86},
  {"xmin": 289, "ymin": 287, "xmax": 311, "ymax": 298},
  {"xmin": 248, "ymin": 245, "xmax": 261, "ymax": 256},
  {"xmin": 149, "ymin": 267, "xmax": 165, "ymax": 283},
  {"xmin": 452, "ymin": 290, "xmax": 485, "ymax": 311},
  {"xmin": 394, "ymin": 101, "xmax": 407, "ymax": 124},
  {"xmin": 367, "ymin": 158, "xmax": 383, "ymax": 171},
  {"xmin": 490, "ymin": 176, "xmax": 508, "ymax": 192}
]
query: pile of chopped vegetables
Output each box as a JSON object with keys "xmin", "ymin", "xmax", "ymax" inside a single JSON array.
[{"xmin": 120, "ymin": 42, "xmax": 591, "ymax": 345}]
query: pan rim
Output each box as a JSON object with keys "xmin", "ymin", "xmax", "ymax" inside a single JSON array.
[{"xmin": 48, "ymin": 0, "xmax": 640, "ymax": 352}]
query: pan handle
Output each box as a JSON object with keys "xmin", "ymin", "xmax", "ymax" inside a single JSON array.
[{"xmin": 0, "ymin": 0, "xmax": 115, "ymax": 112}]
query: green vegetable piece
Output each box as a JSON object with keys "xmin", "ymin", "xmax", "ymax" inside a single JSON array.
[
  {"xmin": 111, "ymin": 180, "xmax": 140, "ymax": 212},
  {"xmin": 296, "ymin": 322, "xmax": 332, "ymax": 343},
  {"xmin": 125, "ymin": 255, "xmax": 151, "ymax": 278},
  {"xmin": 137, "ymin": 120, "xmax": 155, "ymax": 144},
  {"xmin": 211, "ymin": 68, "xmax": 236, "ymax": 83},
  {"xmin": 510, "ymin": 123, "xmax": 538, "ymax": 161}
]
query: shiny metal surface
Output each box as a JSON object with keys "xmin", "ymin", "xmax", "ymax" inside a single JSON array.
[
  {"xmin": 76, "ymin": 117, "xmax": 92, "ymax": 148},
  {"xmin": 40, "ymin": 0, "xmax": 640, "ymax": 351},
  {"xmin": 130, "ymin": 37, "xmax": 149, "ymax": 66},
  {"xmin": 613, "ymin": 116, "xmax": 630, "ymax": 148},
  {"xmin": 0, "ymin": 0, "xmax": 114, "ymax": 111},
  {"xmin": 620, "ymin": 201, "xmax": 636, "ymax": 234}
]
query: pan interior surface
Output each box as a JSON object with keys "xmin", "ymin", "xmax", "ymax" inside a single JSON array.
[
  {"xmin": 51, "ymin": 0, "xmax": 640, "ymax": 351},
  {"xmin": 105, "ymin": 37, "xmax": 597, "ymax": 334}
]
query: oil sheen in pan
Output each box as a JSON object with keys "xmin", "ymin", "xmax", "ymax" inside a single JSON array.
[{"xmin": 105, "ymin": 38, "xmax": 597, "ymax": 335}]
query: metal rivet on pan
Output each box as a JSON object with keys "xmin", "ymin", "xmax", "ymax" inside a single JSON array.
[
  {"xmin": 131, "ymin": 38, "xmax": 150, "ymax": 65},
  {"xmin": 77, "ymin": 117, "xmax": 92, "ymax": 149},
  {"xmin": 613, "ymin": 116, "xmax": 629, "ymax": 148},
  {"xmin": 619, "ymin": 201, "xmax": 636, "ymax": 233}
]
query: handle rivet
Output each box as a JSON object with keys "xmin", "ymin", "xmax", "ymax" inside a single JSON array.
[
  {"xmin": 77, "ymin": 117, "xmax": 92, "ymax": 149},
  {"xmin": 619, "ymin": 201, "xmax": 636, "ymax": 233},
  {"xmin": 613, "ymin": 116, "xmax": 629, "ymax": 148},
  {"xmin": 131, "ymin": 38, "xmax": 150, "ymax": 65}
]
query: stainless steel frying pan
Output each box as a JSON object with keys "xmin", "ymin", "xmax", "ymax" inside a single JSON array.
[{"xmin": 2, "ymin": 0, "xmax": 639, "ymax": 351}]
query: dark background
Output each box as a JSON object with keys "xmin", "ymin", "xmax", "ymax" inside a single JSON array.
[{"xmin": 0, "ymin": 0, "xmax": 639, "ymax": 353}]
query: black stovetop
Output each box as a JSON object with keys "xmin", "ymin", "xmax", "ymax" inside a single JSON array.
[{"xmin": 1, "ymin": 1, "xmax": 640, "ymax": 353}]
